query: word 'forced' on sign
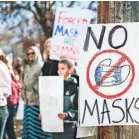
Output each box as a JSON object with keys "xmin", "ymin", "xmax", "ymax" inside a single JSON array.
[{"xmin": 58, "ymin": 11, "xmax": 88, "ymax": 25}]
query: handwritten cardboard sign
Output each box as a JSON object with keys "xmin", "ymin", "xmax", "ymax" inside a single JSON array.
[
  {"xmin": 50, "ymin": 7, "xmax": 93, "ymax": 61},
  {"xmin": 79, "ymin": 23, "xmax": 139, "ymax": 126}
]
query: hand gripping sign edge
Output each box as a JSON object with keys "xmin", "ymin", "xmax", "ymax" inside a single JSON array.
[{"xmin": 86, "ymin": 49, "xmax": 135, "ymax": 99}]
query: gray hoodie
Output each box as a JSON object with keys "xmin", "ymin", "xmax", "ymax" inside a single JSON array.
[{"xmin": 22, "ymin": 46, "xmax": 43, "ymax": 105}]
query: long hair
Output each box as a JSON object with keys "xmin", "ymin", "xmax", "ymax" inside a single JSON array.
[
  {"xmin": 0, "ymin": 55, "xmax": 8, "ymax": 66},
  {"xmin": 0, "ymin": 55, "xmax": 14, "ymax": 75}
]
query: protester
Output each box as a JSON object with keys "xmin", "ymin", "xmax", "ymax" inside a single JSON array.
[
  {"xmin": 12, "ymin": 56, "xmax": 23, "ymax": 131},
  {"xmin": 51, "ymin": 60, "xmax": 79, "ymax": 139},
  {"xmin": 21, "ymin": 46, "xmax": 51, "ymax": 139},
  {"xmin": 0, "ymin": 49, "xmax": 11, "ymax": 139},
  {"xmin": 3, "ymin": 70, "xmax": 21, "ymax": 139},
  {"xmin": 42, "ymin": 38, "xmax": 59, "ymax": 76},
  {"xmin": 13, "ymin": 57, "xmax": 23, "ymax": 84}
]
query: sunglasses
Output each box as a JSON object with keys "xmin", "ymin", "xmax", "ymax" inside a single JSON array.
[{"xmin": 27, "ymin": 52, "xmax": 35, "ymax": 56}]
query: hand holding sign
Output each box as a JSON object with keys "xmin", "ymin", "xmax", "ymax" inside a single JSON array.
[
  {"xmin": 58, "ymin": 113, "xmax": 66, "ymax": 120},
  {"xmin": 94, "ymin": 58, "xmax": 130, "ymax": 87}
]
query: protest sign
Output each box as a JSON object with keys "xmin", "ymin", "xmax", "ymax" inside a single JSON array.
[
  {"xmin": 39, "ymin": 76, "xmax": 64, "ymax": 132},
  {"xmin": 76, "ymin": 127, "xmax": 96, "ymax": 138},
  {"xmin": 16, "ymin": 98, "xmax": 24, "ymax": 120},
  {"xmin": 50, "ymin": 7, "xmax": 94, "ymax": 61},
  {"xmin": 79, "ymin": 22, "xmax": 139, "ymax": 126}
]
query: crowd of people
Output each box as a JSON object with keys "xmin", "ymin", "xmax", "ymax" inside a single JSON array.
[{"xmin": 0, "ymin": 38, "xmax": 79, "ymax": 139}]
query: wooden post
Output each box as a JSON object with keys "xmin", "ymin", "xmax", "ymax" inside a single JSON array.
[{"xmin": 98, "ymin": 1, "xmax": 109, "ymax": 23}]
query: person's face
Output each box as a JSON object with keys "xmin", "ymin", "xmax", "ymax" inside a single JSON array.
[
  {"xmin": 13, "ymin": 61, "xmax": 18, "ymax": 67},
  {"xmin": 44, "ymin": 40, "xmax": 51, "ymax": 55},
  {"xmin": 45, "ymin": 46, "xmax": 50, "ymax": 55},
  {"xmin": 58, "ymin": 63, "xmax": 72, "ymax": 79},
  {"xmin": 27, "ymin": 49, "xmax": 35, "ymax": 61}
]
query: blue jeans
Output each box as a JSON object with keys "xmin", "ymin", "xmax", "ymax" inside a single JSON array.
[
  {"xmin": 3, "ymin": 105, "xmax": 17, "ymax": 139},
  {"xmin": 0, "ymin": 106, "xmax": 9, "ymax": 139}
]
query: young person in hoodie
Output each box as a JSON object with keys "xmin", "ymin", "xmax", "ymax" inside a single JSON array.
[
  {"xmin": 21, "ymin": 46, "xmax": 51, "ymax": 139},
  {"xmin": 51, "ymin": 59, "xmax": 79, "ymax": 139},
  {"xmin": 0, "ymin": 49, "xmax": 11, "ymax": 139}
]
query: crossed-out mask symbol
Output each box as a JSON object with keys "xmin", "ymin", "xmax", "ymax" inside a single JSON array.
[
  {"xmin": 94, "ymin": 58, "xmax": 131, "ymax": 87},
  {"xmin": 86, "ymin": 49, "xmax": 135, "ymax": 99}
]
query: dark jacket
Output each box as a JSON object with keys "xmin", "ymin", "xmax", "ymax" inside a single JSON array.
[
  {"xmin": 64, "ymin": 77, "xmax": 78, "ymax": 123},
  {"xmin": 42, "ymin": 59, "xmax": 59, "ymax": 76}
]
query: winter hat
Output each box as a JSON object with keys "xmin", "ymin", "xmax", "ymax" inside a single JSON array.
[{"xmin": 14, "ymin": 57, "xmax": 22, "ymax": 65}]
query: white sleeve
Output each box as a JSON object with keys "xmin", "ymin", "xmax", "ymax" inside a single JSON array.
[{"xmin": 0, "ymin": 64, "xmax": 12, "ymax": 97}]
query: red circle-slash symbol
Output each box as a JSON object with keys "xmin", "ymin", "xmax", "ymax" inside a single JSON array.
[{"xmin": 86, "ymin": 49, "xmax": 135, "ymax": 99}]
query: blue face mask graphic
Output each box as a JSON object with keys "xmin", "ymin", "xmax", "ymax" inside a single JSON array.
[{"xmin": 94, "ymin": 58, "xmax": 130, "ymax": 87}]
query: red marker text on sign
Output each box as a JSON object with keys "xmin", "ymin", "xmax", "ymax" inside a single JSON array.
[{"xmin": 58, "ymin": 11, "xmax": 88, "ymax": 25}]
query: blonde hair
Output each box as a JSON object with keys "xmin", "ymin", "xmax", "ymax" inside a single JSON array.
[
  {"xmin": 0, "ymin": 48, "xmax": 8, "ymax": 65},
  {"xmin": 0, "ymin": 48, "xmax": 14, "ymax": 75},
  {"xmin": 0, "ymin": 48, "xmax": 4, "ymax": 56}
]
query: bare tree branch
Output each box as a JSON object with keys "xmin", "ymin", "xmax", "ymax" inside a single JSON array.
[
  {"xmin": 47, "ymin": 1, "xmax": 50, "ymax": 9},
  {"xmin": 34, "ymin": 1, "xmax": 43, "ymax": 19},
  {"xmin": 14, "ymin": 3, "xmax": 39, "ymax": 22},
  {"xmin": 60, "ymin": 1, "xmax": 64, "ymax": 7},
  {"xmin": 50, "ymin": 1, "xmax": 56, "ymax": 8},
  {"xmin": 68, "ymin": 1, "xmax": 76, "ymax": 7},
  {"xmin": 44, "ymin": 1, "xmax": 47, "ymax": 10}
]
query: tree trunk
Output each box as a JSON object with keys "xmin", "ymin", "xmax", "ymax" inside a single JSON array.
[{"xmin": 40, "ymin": 19, "xmax": 53, "ymax": 38}]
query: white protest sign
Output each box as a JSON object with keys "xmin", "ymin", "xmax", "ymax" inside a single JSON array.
[
  {"xmin": 16, "ymin": 98, "xmax": 24, "ymax": 120},
  {"xmin": 76, "ymin": 127, "xmax": 96, "ymax": 138},
  {"xmin": 39, "ymin": 76, "xmax": 64, "ymax": 132},
  {"xmin": 50, "ymin": 7, "xmax": 93, "ymax": 61},
  {"xmin": 77, "ymin": 92, "xmax": 97, "ymax": 138},
  {"xmin": 79, "ymin": 23, "xmax": 139, "ymax": 126}
]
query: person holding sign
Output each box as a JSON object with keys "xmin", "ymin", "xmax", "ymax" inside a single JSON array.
[
  {"xmin": 51, "ymin": 60, "xmax": 79, "ymax": 139},
  {"xmin": 21, "ymin": 46, "xmax": 51, "ymax": 139}
]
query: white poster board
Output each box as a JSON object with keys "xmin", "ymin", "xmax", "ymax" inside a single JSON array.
[
  {"xmin": 51, "ymin": 7, "xmax": 93, "ymax": 61},
  {"xmin": 39, "ymin": 76, "xmax": 64, "ymax": 132},
  {"xmin": 79, "ymin": 22, "xmax": 139, "ymax": 127},
  {"xmin": 16, "ymin": 98, "xmax": 24, "ymax": 120},
  {"xmin": 77, "ymin": 127, "xmax": 96, "ymax": 138}
]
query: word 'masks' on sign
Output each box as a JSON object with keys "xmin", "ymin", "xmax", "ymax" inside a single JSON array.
[
  {"xmin": 79, "ymin": 22, "xmax": 139, "ymax": 127},
  {"xmin": 50, "ymin": 7, "xmax": 95, "ymax": 61}
]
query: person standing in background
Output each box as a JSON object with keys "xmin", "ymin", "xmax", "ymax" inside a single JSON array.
[
  {"xmin": 12, "ymin": 57, "xmax": 23, "ymax": 131},
  {"xmin": 13, "ymin": 57, "xmax": 23, "ymax": 84},
  {"xmin": 0, "ymin": 49, "xmax": 11, "ymax": 139},
  {"xmin": 42, "ymin": 38, "xmax": 59, "ymax": 76},
  {"xmin": 3, "ymin": 68, "xmax": 21, "ymax": 139},
  {"xmin": 21, "ymin": 46, "xmax": 51, "ymax": 139}
]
